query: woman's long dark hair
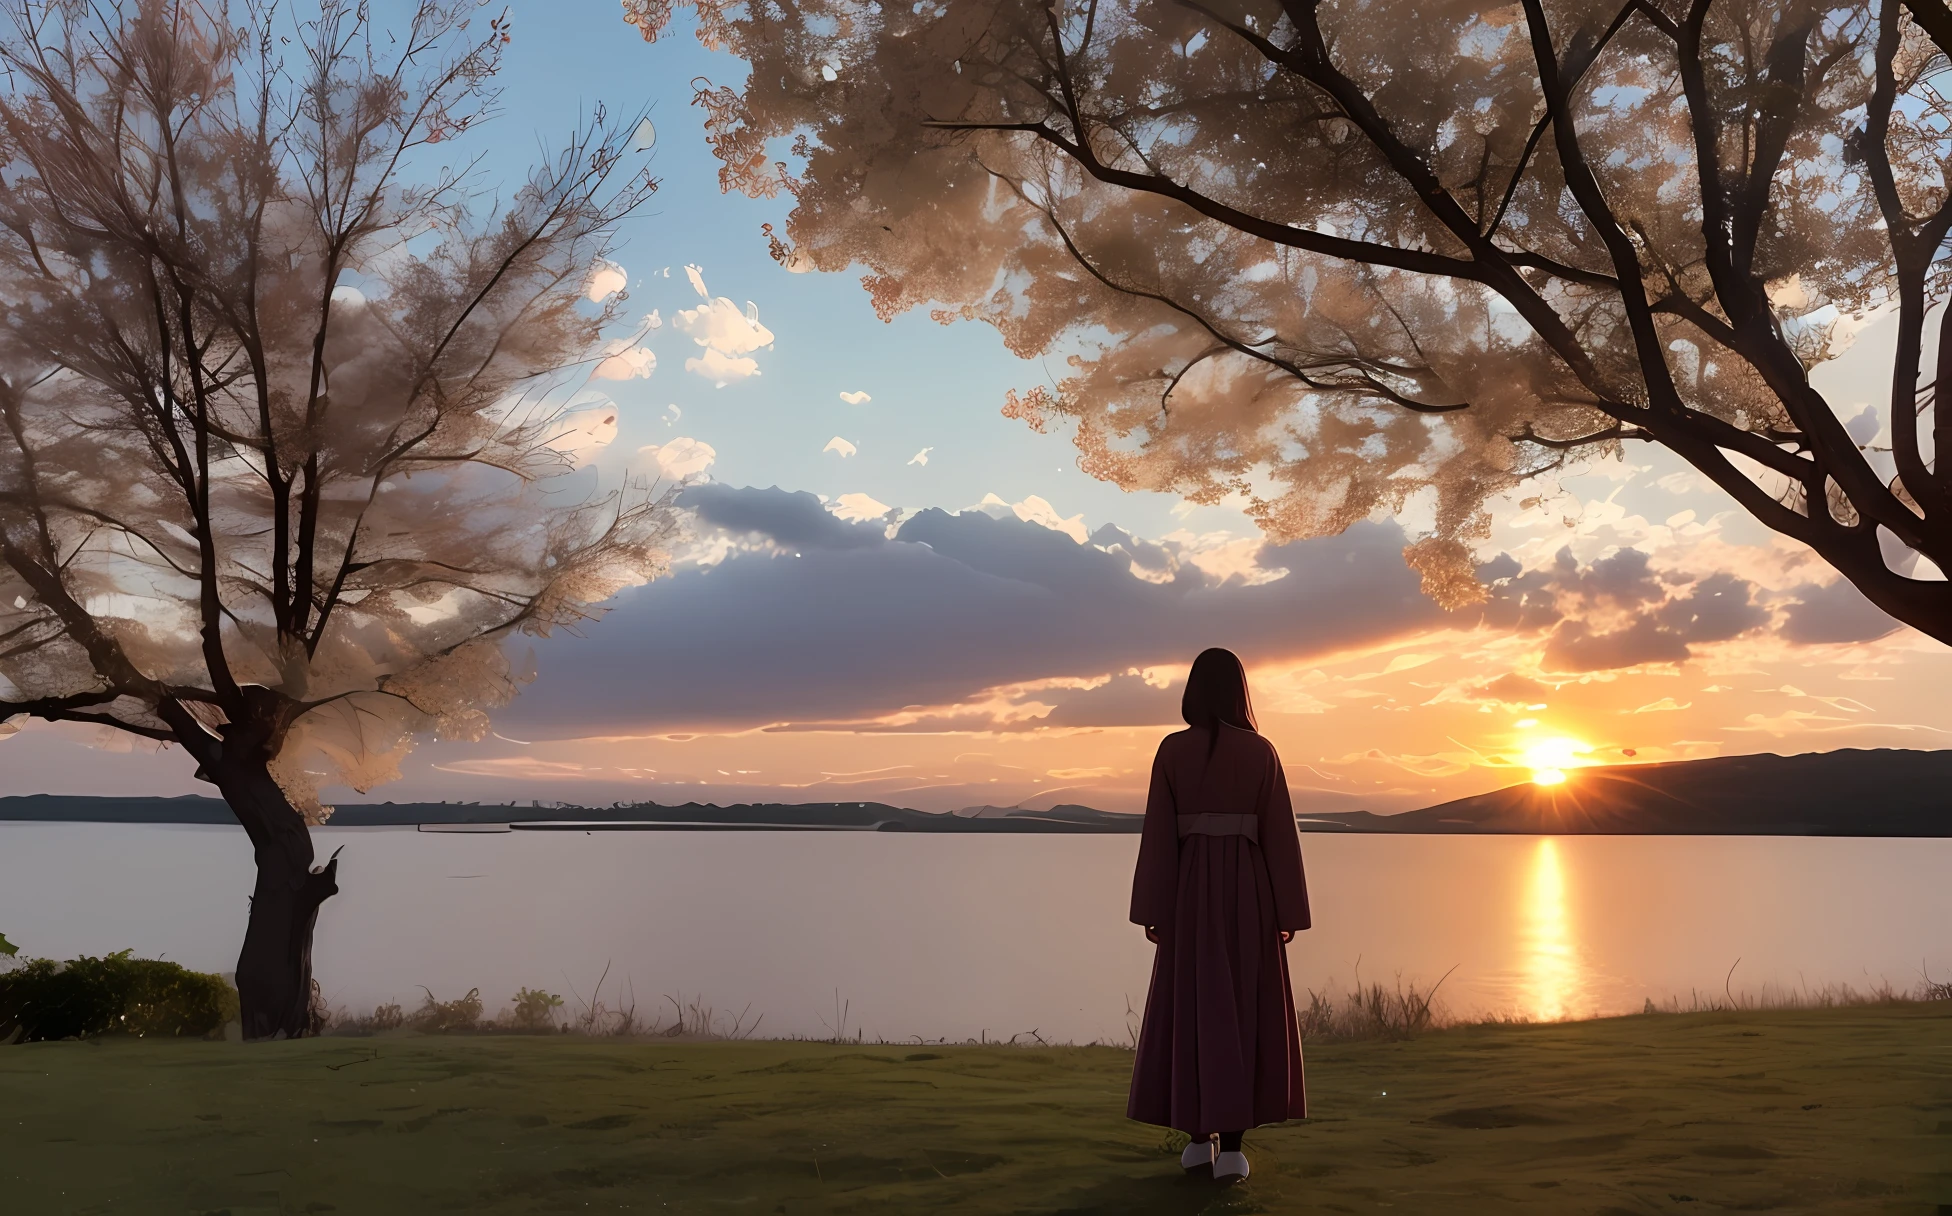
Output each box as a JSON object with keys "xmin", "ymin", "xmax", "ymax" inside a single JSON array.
[{"xmin": 1181, "ymin": 647, "xmax": 1258, "ymax": 757}]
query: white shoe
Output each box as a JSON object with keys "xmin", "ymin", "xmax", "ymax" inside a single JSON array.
[
  {"xmin": 1214, "ymin": 1150, "xmax": 1250, "ymax": 1182},
  {"xmin": 1179, "ymin": 1136, "xmax": 1215, "ymax": 1170}
]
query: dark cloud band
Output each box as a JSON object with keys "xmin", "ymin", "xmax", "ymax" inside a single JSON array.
[
  {"xmin": 509, "ymin": 487, "xmax": 1440, "ymax": 733},
  {"xmin": 507, "ymin": 487, "xmax": 1902, "ymax": 735}
]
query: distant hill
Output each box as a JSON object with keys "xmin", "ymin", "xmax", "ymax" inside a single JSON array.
[
  {"xmin": 1301, "ymin": 748, "xmax": 1952, "ymax": 836},
  {"xmin": 2, "ymin": 749, "xmax": 1947, "ymax": 835}
]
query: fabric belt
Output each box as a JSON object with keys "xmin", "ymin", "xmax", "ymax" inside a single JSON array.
[{"xmin": 1176, "ymin": 813, "xmax": 1259, "ymax": 843}]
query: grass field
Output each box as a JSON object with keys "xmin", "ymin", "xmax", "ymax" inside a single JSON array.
[{"xmin": 2, "ymin": 1004, "xmax": 1948, "ymax": 1215}]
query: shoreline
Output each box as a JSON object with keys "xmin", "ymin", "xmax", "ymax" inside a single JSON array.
[
  {"xmin": 9, "ymin": 747, "xmax": 1952, "ymax": 835},
  {"xmin": 8, "ymin": 810, "xmax": 1952, "ymax": 838}
]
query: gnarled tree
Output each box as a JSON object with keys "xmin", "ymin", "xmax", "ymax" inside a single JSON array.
[
  {"xmin": 0, "ymin": 0, "xmax": 673, "ymax": 1038},
  {"xmin": 630, "ymin": 0, "xmax": 1952, "ymax": 640}
]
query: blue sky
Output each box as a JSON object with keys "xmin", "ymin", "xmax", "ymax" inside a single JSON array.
[{"xmin": 478, "ymin": 2, "xmax": 1225, "ymax": 542}]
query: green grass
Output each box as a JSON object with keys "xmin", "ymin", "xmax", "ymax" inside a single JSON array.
[{"xmin": 2, "ymin": 1005, "xmax": 1948, "ymax": 1214}]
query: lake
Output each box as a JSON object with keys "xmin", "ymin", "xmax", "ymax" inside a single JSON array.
[{"xmin": 2, "ymin": 824, "xmax": 1947, "ymax": 1043}]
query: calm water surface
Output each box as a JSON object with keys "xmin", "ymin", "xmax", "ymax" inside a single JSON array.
[{"xmin": 1, "ymin": 825, "xmax": 1946, "ymax": 1043}]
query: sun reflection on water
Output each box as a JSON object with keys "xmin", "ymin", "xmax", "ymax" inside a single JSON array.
[{"xmin": 1522, "ymin": 839, "xmax": 1582, "ymax": 1020}]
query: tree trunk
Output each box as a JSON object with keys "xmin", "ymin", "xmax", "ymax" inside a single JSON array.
[{"xmin": 211, "ymin": 760, "xmax": 339, "ymax": 1040}]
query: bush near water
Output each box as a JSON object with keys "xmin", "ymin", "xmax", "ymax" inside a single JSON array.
[{"xmin": 0, "ymin": 950, "xmax": 236, "ymax": 1042}]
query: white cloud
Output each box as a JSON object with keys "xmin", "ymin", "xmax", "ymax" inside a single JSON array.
[
  {"xmin": 662, "ymin": 403, "xmax": 682, "ymax": 425},
  {"xmin": 1725, "ymin": 709, "xmax": 1851, "ymax": 735},
  {"xmin": 1005, "ymin": 494, "xmax": 1087, "ymax": 544},
  {"xmin": 685, "ymin": 347, "xmax": 760, "ymax": 387},
  {"xmin": 684, "ymin": 264, "xmax": 709, "ymax": 299},
  {"xmin": 673, "ymin": 280, "xmax": 775, "ymax": 388},
  {"xmin": 823, "ymin": 436, "xmax": 858, "ymax": 458},
  {"xmin": 675, "ymin": 297, "xmax": 776, "ymax": 357},
  {"xmin": 586, "ymin": 308, "xmax": 659, "ymax": 380},
  {"xmin": 831, "ymin": 492, "xmax": 892, "ymax": 522},
  {"xmin": 1767, "ymin": 273, "xmax": 1808, "ymax": 310},
  {"xmin": 1654, "ymin": 470, "xmax": 1708, "ymax": 495},
  {"xmin": 1379, "ymin": 653, "xmax": 1439, "ymax": 675},
  {"xmin": 1258, "ymin": 666, "xmax": 1334, "ymax": 713},
  {"xmin": 1815, "ymin": 303, "xmax": 1891, "ymax": 362},
  {"xmin": 594, "ymin": 343, "xmax": 656, "ymax": 381},
  {"xmin": 839, "ymin": 390, "xmax": 872, "ymax": 404},
  {"xmin": 973, "ymin": 492, "xmax": 1086, "ymax": 543},
  {"xmin": 1628, "ymin": 697, "xmax": 1692, "ymax": 713},
  {"xmin": 639, "ymin": 437, "xmax": 716, "ymax": 481},
  {"xmin": 330, "ymin": 283, "xmax": 365, "ymax": 308},
  {"xmin": 586, "ymin": 259, "xmax": 627, "ymax": 301},
  {"xmin": 908, "ymin": 447, "xmax": 933, "ymax": 466},
  {"xmin": 1775, "ymin": 685, "xmax": 1876, "ymax": 713},
  {"xmin": 544, "ymin": 401, "xmax": 618, "ymax": 467},
  {"xmin": 1264, "ymin": 689, "xmax": 1333, "ymax": 714},
  {"xmin": 1163, "ymin": 529, "xmax": 1291, "ymax": 585}
]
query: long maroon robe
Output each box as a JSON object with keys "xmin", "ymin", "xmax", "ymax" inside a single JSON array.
[{"xmin": 1127, "ymin": 725, "xmax": 1310, "ymax": 1135}]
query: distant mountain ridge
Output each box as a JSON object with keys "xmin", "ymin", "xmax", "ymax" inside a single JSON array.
[
  {"xmin": 3, "ymin": 748, "xmax": 1948, "ymax": 835},
  {"xmin": 1300, "ymin": 748, "xmax": 1952, "ymax": 837}
]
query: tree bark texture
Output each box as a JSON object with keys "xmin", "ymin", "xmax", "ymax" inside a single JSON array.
[{"xmin": 211, "ymin": 760, "xmax": 338, "ymax": 1041}]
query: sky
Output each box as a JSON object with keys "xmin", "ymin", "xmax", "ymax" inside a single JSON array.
[{"xmin": 6, "ymin": 2, "xmax": 1952, "ymax": 816}]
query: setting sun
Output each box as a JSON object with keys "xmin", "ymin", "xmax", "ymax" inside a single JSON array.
[{"xmin": 1522, "ymin": 737, "xmax": 1594, "ymax": 787}]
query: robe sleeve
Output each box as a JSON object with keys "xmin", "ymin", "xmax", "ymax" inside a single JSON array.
[
  {"xmin": 1129, "ymin": 744, "xmax": 1179, "ymax": 926},
  {"xmin": 1258, "ymin": 747, "xmax": 1312, "ymax": 932}
]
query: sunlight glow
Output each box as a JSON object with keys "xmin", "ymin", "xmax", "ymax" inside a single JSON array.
[
  {"xmin": 1522, "ymin": 839, "xmax": 1580, "ymax": 1020},
  {"xmin": 1522, "ymin": 736, "xmax": 1593, "ymax": 786}
]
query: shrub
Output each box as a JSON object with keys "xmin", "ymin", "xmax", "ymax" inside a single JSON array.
[
  {"xmin": 409, "ymin": 987, "xmax": 483, "ymax": 1034},
  {"xmin": 1297, "ymin": 967, "xmax": 1457, "ymax": 1042},
  {"xmin": 318, "ymin": 986, "xmax": 571, "ymax": 1036},
  {"xmin": 0, "ymin": 951, "xmax": 237, "ymax": 1042},
  {"xmin": 507, "ymin": 987, "xmax": 565, "ymax": 1033}
]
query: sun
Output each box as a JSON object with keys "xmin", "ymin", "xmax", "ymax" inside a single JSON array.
[{"xmin": 1521, "ymin": 736, "xmax": 1593, "ymax": 787}]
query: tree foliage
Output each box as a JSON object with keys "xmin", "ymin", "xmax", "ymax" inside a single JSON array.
[
  {"xmin": 630, "ymin": 0, "xmax": 1952, "ymax": 640},
  {"xmin": 0, "ymin": 0, "xmax": 674, "ymax": 821}
]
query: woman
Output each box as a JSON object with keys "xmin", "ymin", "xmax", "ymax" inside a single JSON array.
[{"xmin": 1128, "ymin": 647, "xmax": 1310, "ymax": 1183}]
